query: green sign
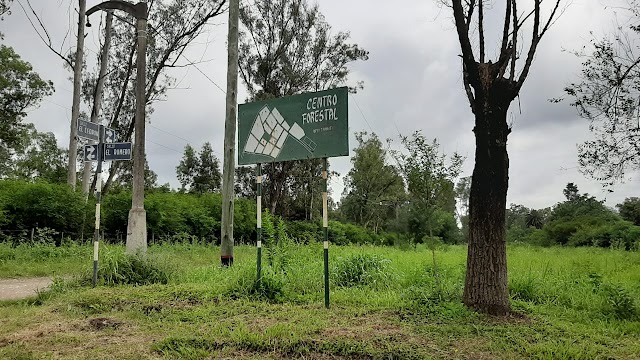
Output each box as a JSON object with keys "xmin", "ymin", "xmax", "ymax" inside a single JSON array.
[{"xmin": 238, "ymin": 87, "xmax": 348, "ymax": 165}]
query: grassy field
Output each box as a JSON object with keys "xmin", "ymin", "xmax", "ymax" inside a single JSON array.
[{"xmin": 0, "ymin": 242, "xmax": 639, "ymax": 359}]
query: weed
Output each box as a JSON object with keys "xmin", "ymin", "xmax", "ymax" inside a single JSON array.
[
  {"xmin": 333, "ymin": 253, "xmax": 392, "ymax": 288},
  {"xmin": 601, "ymin": 283, "xmax": 638, "ymax": 320},
  {"xmin": 89, "ymin": 246, "xmax": 169, "ymax": 286}
]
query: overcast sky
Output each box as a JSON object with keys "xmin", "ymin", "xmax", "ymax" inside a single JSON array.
[{"xmin": 2, "ymin": 0, "xmax": 638, "ymax": 210}]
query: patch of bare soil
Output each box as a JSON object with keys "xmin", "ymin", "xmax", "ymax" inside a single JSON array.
[{"xmin": 0, "ymin": 277, "xmax": 52, "ymax": 301}]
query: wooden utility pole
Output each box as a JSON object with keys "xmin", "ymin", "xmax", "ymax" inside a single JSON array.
[
  {"xmin": 220, "ymin": 0, "xmax": 240, "ymax": 266},
  {"xmin": 67, "ymin": 0, "xmax": 87, "ymax": 189},
  {"xmin": 83, "ymin": 11, "xmax": 113, "ymax": 196}
]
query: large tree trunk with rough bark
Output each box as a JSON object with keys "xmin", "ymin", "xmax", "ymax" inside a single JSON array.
[{"xmin": 464, "ymin": 91, "xmax": 511, "ymax": 315}]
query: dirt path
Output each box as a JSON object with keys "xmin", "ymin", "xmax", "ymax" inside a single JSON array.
[{"xmin": 0, "ymin": 277, "xmax": 52, "ymax": 301}]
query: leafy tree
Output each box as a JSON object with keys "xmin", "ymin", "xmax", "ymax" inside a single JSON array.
[
  {"xmin": 7, "ymin": 124, "xmax": 66, "ymax": 183},
  {"xmin": 394, "ymin": 132, "xmax": 463, "ymax": 244},
  {"xmin": 176, "ymin": 144, "xmax": 198, "ymax": 192},
  {"xmin": 0, "ymin": 45, "xmax": 54, "ymax": 172},
  {"xmin": 563, "ymin": 182, "xmax": 580, "ymax": 201},
  {"xmin": 617, "ymin": 197, "xmax": 640, "ymax": 226},
  {"xmin": 176, "ymin": 143, "xmax": 221, "ymax": 194},
  {"xmin": 193, "ymin": 143, "xmax": 221, "ymax": 193},
  {"xmin": 563, "ymin": 4, "xmax": 640, "ymax": 186},
  {"xmin": 341, "ymin": 132, "xmax": 405, "ymax": 232},
  {"xmin": 450, "ymin": 0, "xmax": 563, "ymax": 315},
  {"xmin": 238, "ymin": 0, "xmax": 368, "ymax": 216}
]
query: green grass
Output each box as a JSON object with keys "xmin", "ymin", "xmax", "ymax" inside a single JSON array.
[{"xmin": 0, "ymin": 242, "xmax": 639, "ymax": 359}]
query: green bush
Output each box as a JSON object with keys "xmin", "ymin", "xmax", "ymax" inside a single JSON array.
[
  {"xmin": 92, "ymin": 247, "xmax": 169, "ymax": 286},
  {"xmin": 333, "ymin": 253, "xmax": 392, "ymax": 288},
  {"xmin": 0, "ymin": 180, "xmax": 89, "ymax": 238}
]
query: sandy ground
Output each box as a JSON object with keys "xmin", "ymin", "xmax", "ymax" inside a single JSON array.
[{"xmin": 0, "ymin": 277, "xmax": 52, "ymax": 301}]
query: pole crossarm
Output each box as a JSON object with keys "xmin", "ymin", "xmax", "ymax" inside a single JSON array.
[{"xmin": 86, "ymin": 1, "xmax": 147, "ymax": 20}]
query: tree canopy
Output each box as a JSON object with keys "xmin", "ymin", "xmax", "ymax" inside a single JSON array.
[{"xmin": 0, "ymin": 45, "xmax": 54, "ymax": 170}]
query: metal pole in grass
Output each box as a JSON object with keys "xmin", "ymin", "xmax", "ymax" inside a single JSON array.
[
  {"xmin": 256, "ymin": 163, "xmax": 262, "ymax": 282},
  {"xmin": 92, "ymin": 125, "xmax": 104, "ymax": 287},
  {"xmin": 322, "ymin": 157, "xmax": 329, "ymax": 308}
]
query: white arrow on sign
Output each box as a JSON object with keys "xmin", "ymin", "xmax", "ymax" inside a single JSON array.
[
  {"xmin": 104, "ymin": 128, "xmax": 116, "ymax": 143},
  {"xmin": 84, "ymin": 144, "xmax": 97, "ymax": 161}
]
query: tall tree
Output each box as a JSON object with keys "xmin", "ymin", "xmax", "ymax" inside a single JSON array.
[
  {"xmin": 341, "ymin": 132, "xmax": 405, "ymax": 232},
  {"xmin": 0, "ymin": 44, "xmax": 54, "ymax": 175},
  {"xmin": 563, "ymin": 182, "xmax": 580, "ymax": 201},
  {"xmin": 9, "ymin": 124, "xmax": 67, "ymax": 183},
  {"xmin": 193, "ymin": 142, "xmax": 222, "ymax": 193},
  {"xmin": 176, "ymin": 144, "xmax": 198, "ymax": 192},
  {"xmin": 450, "ymin": 0, "xmax": 563, "ymax": 314},
  {"xmin": 394, "ymin": 132, "xmax": 463, "ymax": 244},
  {"xmin": 563, "ymin": 4, "xmax": 640, "ymax": 187},
  {"xmin": 176, "ymin": 143, "xmax": 222, "ymax": 194},
  {"xmin": 238, "ymin": 0, "xmax": 368, "ymax": 216}
]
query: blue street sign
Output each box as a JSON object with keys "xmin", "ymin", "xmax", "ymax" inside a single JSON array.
[
  {"xmin": 78, "ymin": 119, "xmax": 100, "ymax": 141},
  {"xmin": 84, "ymin": 144, "xmax": 98, "ymax": 161},
  {"xmin": 103, "ymin": 142, "xmax": 132, "ymax": 161}
]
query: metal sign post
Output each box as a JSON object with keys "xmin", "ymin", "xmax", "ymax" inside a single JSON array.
[
  {"xmin": 322, "ymin": 158, "xmax": 330, "ymax": 308},
  {"xmin": 256, "ymin": 163, "xmax": 262, "ymax": 283},
  {"xmin": 92, "ymin": 125, "xmax": 104, "ymax": 287}
]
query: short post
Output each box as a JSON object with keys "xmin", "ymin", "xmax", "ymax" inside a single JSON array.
[
  {"xmin": 256, "ymin": 163, "xmax": 262, "ymax": 282},
  {"xmin": 92, "ymin": 125, "xmax": 104, "ymax": 287},
  {"xmin": 322, "ymin": 158, "xmax": 329, "ymax": 308}
]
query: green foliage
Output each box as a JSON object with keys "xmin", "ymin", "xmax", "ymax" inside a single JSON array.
[
  {"xmin": 600, "ymin": 283, "xmax": 638, "ymax": 320},
  {"xmin": 333, "ymin": 253, "xmax": 392, "ymax": 288},
  {"xmin": 393, "ymin": 132, "xmax": 463, "ymax": 246},
  {"xmin": 617, "ymin": 197, "xmax": 640, "ymax": 226},
  {"xmin": 0, "ymin": 45, "xmax": 54, "ymax": 177},
  {"xmin": 341, "ymin": 132, "xmax": 405, "ymax": 232},
  {"xmin": 176, "ymin": 143, "xmax": 221, "ymax": 193},
  {"xmin": 91, "ymin": 246, "xmax": 169, "ymax": 286},
  {"xmin": 0, "ymin": 180, "xmax": 88, "ymax": 237}
]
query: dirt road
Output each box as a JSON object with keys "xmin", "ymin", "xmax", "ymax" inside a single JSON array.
[{"xmin": 0, "ymin": 277, "xmax": 52, "ymax": 301}]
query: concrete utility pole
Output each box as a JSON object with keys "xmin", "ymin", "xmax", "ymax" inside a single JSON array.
[
  {"xmin": 126, "ymin": 0, "xmax": 148, "ymax": 255},
  {"xmin": 86, "ymin": 0, "xmax": 148, "ymax": 255},
  {"xmin": 83, "ymin": 11, "xmax": 113, "ymax": 196},
  {"xmin": 68, "ymin": 0, "xmax": 87, "ymax": 189},
  {"xmin": 220, "ymin": 0, "xmax": 240, "ymax": 266}
]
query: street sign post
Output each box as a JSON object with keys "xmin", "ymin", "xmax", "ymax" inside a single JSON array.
[
  {"xmin": 79, "ymin": 123, "xmax": 129, "ymax": 287},
  {"xmin": 238, "ymin": 87, "xmax": 348, "ymax": 165},
  {"xmin": 103, "ymin": 142, "xmax": 132, "ymax": 161}
]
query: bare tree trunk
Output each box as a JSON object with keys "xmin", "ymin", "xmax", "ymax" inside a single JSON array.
[
  {"xmin": 83, "ymin": 11, "xmax": 113, "ymax": 196},
  {"xmin": 463, "ymin": 102, "xmax": 511, "ymax": 315},
  {"xmin": 67, "ymin": 0, "xmax": 87, "ymax": 189}
]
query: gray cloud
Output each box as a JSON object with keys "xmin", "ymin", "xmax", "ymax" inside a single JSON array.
[{"xmin": 2, "ymin": 0, "xmax": 637, "ymax": 210}]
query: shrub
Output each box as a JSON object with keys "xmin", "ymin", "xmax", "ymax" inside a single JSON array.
[
  {"xmin": 92, "ymin": 247, "xmax": 169, "ymax": 286},
  {"xmin": 333, "ymin": 253, "xmax": 392, "ymax": 288}
]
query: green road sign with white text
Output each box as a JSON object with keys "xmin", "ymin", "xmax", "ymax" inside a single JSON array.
[{"xmin": 238, "ymin": 87, "xmax": 349, "ymax": 165}]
